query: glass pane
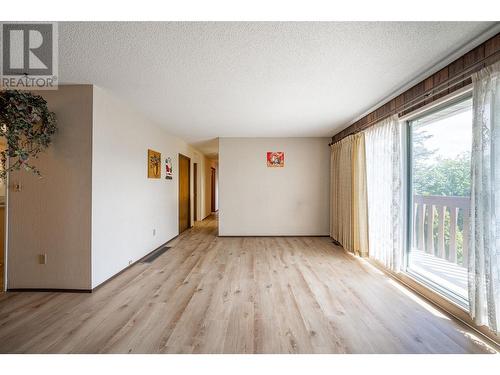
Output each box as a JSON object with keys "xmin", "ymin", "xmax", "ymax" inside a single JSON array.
[{"xmin": 408, "ymin": 97, "xmax": 472, "ymax": 305}]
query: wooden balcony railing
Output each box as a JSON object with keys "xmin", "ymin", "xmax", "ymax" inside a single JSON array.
[{"xmin": 413, "ymin": 195, "xmax": 470, "ymax": 268}]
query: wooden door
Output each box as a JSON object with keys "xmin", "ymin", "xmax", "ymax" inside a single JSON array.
[
  {"xmin": 193, "ymin": 163, "xmax": 198, "ymax": 222},
  {"xmin": 178, "ymin": 154, "xmax": 191, "ymax": 233},
  {"xmin": 211, "ymin": 167, "xmax": 216, "ymax": 212}
]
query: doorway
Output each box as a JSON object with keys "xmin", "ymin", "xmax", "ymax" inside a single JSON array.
[
  {"xmin": 406, "ymin": 94, "xmax": 473, "ymax": 306},
  {"xmin": 211, "ymin": 167, "xmax": 216, "ymax": 213},
  {"xmin": 178, "ymin": 154, "xmax": 191, "ymax": 234},
  {"xmin": 193, "ymin": 163, "xmax": 198, "ymax": 222}
]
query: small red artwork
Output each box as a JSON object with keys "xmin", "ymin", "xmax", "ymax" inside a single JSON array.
[{"xmin": 266, "ymin": 152, "xmax": 284, "ymax": 167}]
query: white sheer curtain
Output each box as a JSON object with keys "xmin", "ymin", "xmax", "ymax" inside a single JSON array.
[
  {"xmin": 469, "ymin": 61, "xmax": 500, "ymax": 333},
  {"xmin": 364, "ymin": 115, "xmax": 403, "ymax": 272}
]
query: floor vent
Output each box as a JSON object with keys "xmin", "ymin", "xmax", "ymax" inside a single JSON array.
[{"xmin": 141, "ymin": 246, "xmax": 171, "ymax": 263}]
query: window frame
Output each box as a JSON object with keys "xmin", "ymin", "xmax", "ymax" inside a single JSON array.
[{"xmin": 402, "ymin": 88, "xmax": 473, "ymax": 310}]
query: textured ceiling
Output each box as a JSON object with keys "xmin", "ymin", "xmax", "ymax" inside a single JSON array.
[{"xmin": 58, "ymin": 22, "xmax": 497, "ymax": 156}]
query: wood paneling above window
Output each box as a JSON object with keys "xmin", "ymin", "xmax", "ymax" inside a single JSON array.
[{"xmin": 331, "ymin": 33, "xmax": 500, "ymax": 144}]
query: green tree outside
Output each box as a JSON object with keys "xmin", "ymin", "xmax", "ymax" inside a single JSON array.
[{"xmin": 412, "ymin": 127, "xmax": 471, "ymax": 264}]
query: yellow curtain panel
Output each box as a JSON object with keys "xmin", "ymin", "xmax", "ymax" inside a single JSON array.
[{"xmin": 330, "ymin": 133, "xmax": 369, "ymax": 257}]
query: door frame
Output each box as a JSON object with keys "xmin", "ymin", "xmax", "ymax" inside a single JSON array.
[
  {"xmin": 400, "ymin": 85, "xmax": 473, "ymax": 274},
  {"xmin": 193, "ymin": 163, "xmax": 198, "ymax": 222},
  {"xmin": 178, "ymin": 153, "xmax": 191, "ymax": 233},
  {"xmin": 403, "ymin": 90, "xmax": 473, "ymax": 308},
  {"xmin": 210, "ymin": 167, "xmax": 216, "ymax": 213}
]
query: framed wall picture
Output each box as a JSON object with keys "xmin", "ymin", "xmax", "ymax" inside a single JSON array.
[
  {"xmin": 148, "ymin": 149, "xmax": 161, "ymax": 178},
  {"xmin": 266, "ymin": 151, "xmax": 284, "ymax": 167},
  {"xmin": 165, "ymin": 156, "xmax": 173, "ymax": 180}
]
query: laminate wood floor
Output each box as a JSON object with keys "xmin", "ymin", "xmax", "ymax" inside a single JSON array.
[{"xmin": 0, "ymin": 215, "xmax": 496, "ymax": 353}]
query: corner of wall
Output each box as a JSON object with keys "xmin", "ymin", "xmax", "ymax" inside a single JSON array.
[
  {"xmin": 89, "ymin": 89, "xmax": 212, "ymax": 289},
  {"xmin": 7, "ymin": 85, "xmax": 94, "ymax": 290}
]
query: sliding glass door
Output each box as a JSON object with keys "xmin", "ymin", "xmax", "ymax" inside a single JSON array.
[{"xmin": 407, "ymin": 95, "xmax": 473, "ymax": 306}]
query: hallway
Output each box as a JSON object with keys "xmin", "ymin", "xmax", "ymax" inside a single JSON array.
[{"xmin": 0, "ymin": 216, "xmax": 495, "ymax": 354}]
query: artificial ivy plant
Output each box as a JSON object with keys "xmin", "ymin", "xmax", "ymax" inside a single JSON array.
[{"xmin": 0, "ymin": 90, "xmax": 57, "ymax": 181}]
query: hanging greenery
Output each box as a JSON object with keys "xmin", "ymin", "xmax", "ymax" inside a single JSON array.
[{"xmin": 0, "ymin": 90, "xmax": 57, "ymax": 181}]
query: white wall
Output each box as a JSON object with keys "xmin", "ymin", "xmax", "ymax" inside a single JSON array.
[
  {"xmin": 219, "ymin": 138, "xmax": 330, "ymax": 236},
  {"xmin": 7, "ymin": 85, "xmax": 93, "ymax": 289},
  {"xmin": 6, "ymin": 85, "xmax": 211, "ymax": 290},
  {"xmin": 91, "ymin": 87, "xmax": 206, "ymax": 288}
]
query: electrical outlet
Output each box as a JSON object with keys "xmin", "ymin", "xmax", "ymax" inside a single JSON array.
[
  {"xmin": 38, "ymin": 253, "xmax": 47, "ymax": 265},
  {"xmin": 153, "ymin": 229, "xmax": 156, "ymax": 236}
]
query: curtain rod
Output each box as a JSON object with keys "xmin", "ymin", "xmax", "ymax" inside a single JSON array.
[{"xmin": 329, "ymin": 49, "xmax": 500, "ymax": 146}]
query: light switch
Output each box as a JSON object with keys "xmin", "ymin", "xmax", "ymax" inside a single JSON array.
[{"xmin": 39, "ymin": 254, "xmax": 47, "ymax": 264}]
